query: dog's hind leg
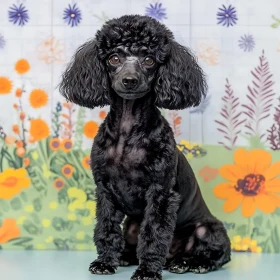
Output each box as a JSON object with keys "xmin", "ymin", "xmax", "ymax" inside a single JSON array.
[
  {"xmin": 120, "ymin": 217, "xmax": 140, "ymax": 266},
  {"xmin": 168, "ymin": 220, "xmax": 231, "ymax": 274}
]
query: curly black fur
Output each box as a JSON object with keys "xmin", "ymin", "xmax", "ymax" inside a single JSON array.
[{"xmin": 60, "ymin": 15, "xmax": 231, "ymax": 280}]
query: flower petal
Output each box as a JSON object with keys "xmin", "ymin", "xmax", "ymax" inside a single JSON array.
[
  {"xmin": 255, "ymin": 194, "xmax": 277, "ymax": 214},
  {"xmin": 242, "ymin": 197, "xmax": 257, "ymax": 217},
  {"xmin": 263, "ymin": 161, "xmax": 280, "ymax": 180},
  {"xmin": 234, "ymin": 148, "xmax": 250, "ymax": 172},
  {"xmin": 219, "ymin": 164, "xmax": 246, "ymax": 182},
  {"xmin": 223, "ymin": 194, "xmax": 243, "ymax": 212},
  {"xmin": 247, "ymin": 150, "xmax": 272, "ymax": 174},
  {"xmin": 213, "ymin": 182, "xmax": 237, "ymax": 199},
  {"xmin": 266, "ymin": 178, "xmax": 280, "ymax": 193}
]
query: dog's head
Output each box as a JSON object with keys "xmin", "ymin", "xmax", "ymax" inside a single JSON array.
[{"xmin": 60, "ymin": 15, "xmax": 207, "ymax": 109}]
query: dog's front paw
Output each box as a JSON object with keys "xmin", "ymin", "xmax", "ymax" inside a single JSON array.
[
  {"xmin": 131, "ymin": 268, "xmax": 162, "ymax": 280},
  {"xmin": 89, "ymin": 260, "xmax": 116, "ymax": 275}
]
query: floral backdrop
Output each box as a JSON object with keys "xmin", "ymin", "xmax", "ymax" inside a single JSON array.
[{"xmin": 1, "ymin": 0, "xmax": 280, "ymax": 253}]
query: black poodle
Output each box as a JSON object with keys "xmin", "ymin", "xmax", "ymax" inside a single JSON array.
[{"xmin": 60, "ymin": 15, "xmax": 231, "ymax": 280}]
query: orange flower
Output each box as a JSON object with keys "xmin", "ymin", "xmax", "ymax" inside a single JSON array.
[
  {"xmin": 13, "ymin": 104, "xmax": 19, "ymax": 110},
  {"xmin": 16, "ymin": 147, "xmax": 25, "ymax": 157},
  {"xmin": 49, "ymin": 138, "xmax": 61, "ymax": 151},
  {"xmin": 15, "ymin": 88, "xmax": 23, "ymax": 98},
  {"xmin": 197, "ymin": 42, "xmax": 220, "ymax": 66},
  {"xmin": 99, "ymin": 110, "xmax": 107, "ymax": 119},
  {"xmin": 0, "ymin": 168, "xmax": 31, "ymax": 199},
  {"xmin": 54, "ymin": 178, "xmax": 65, "ymax": 190},
  {"xmin": 20, "ymin": 112, "xmax": 25, "ymax": 121},
  {"xmin": 198, "ymin": 166, "xmax": 219, "ymax": 182},
  {"xmin": 5, "ymin": 135, "xmax": 16, "ymax": 145},
  {"xmin": 61, "ymin": 139, "xmax": 73, "ymax": 152},
  {"xmin": 214, "ymin": 149, "xmax": 280, "ymax": 218},
  {"xmin": 23, "ymin": 158, "xmax": 30, "ymax": 167},
  {"xmin": 15, "ymin": 59, "xmax": 30, "ymax": 74},
  {"xmin": 84, "ymin": 121, "xmax": 99, "ymax": 139},
  {"xmin": 82, "ymin": 156, "xmax": 91, "ymax": 169},
  {"xmin": 16, "ymin": 140, "xmax": 24, "ymax": 148},
  {"xmin": 0, "ymin": 219, "xmax": 20, "ymax": 244},
  {"xmin": 13, "ymin": 124, "xmax": 20, "ymax": 134},
  {"xmin": 29, "ymin": 119, "xmax": 50, "ymax": 141},
  {"xmin": 29, "ymin": 89, "xmax": 48, "ymax": 108},
  {"xmin": 62, "ymin": 164, "xmax": 74, "ymax": 178},
  {"xmin": 0, "ymin": 77, "xmax": 13, "ymax": 94},
  {"xmin": 37, "ymin": 36, "xmax": 66, "ymax": 64}
]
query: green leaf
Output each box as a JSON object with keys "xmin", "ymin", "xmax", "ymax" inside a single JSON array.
[
  {"xmin": 8, "ymin": 237, "xmax": 33, "ymax": 247},
  {"xmin": 0, "ymin": 200, "xmax": 10, "ymax": 212},
  {"xmin": 58, "ymin": 188, "xmax": 69, "ymax": 204},
  {"xmin": 10, "ymin": 197, "xmax": 22, "ymax": 211},
  {"xmin": 53, "ymin": 238, "xmax": 69, "ymax": 250},
  {"xmin": 236, "ymin": 224, "xmax": 247, "ymax": 236},
  {"xmin": 23, "ymin": 221, "xmax": 40, "ymax": 235},
  {"xmin": 20, "ymin": 192, "xmax": 28, "ymax": 203},
  {"xmin": 52, "ymin": 217, "xmax": 67, "ymax": 231},
  {"xmin": 271, "ymin": 226, "xmax": 280, "ymax": 253},
  {"xmin": 25, "ymin": 245, "xmax": 34, "ymax": 250},
  {"xmin": 33, "ymin": 198, "xmax": 42, "ymax": 212},
  {"xmin": 253, "ymin": 215, "xmax": 263, "ymax": 227},
  {"xmin": 271, "ymin": 23, "xmax": 279, "ymax": 28}
]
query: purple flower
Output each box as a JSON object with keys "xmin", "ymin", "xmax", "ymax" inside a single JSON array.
[
  {"xmin": 0, "ymin": 33, "xmax": 5, "ymax": 49},
  {"xmin": 8, "ymin": 3, "xmax": 29, "ymax": 26},
  {"xmin": 238, "ymin": 34, "xmax": 255, "ymax": 52},
  {"xmin": 217, "ymin": 5, "xmax": 237, "ymax": 27},
  {"xmin": 63, "ymin": 3, "xmax": 82, "ymax": 27},
  {"xmin": 145, "ymin": 2, "xmax": 167, "ymax": 21}
]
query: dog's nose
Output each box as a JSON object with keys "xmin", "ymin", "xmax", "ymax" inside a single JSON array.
[{"xmin": 122, "ymin": 77, "xmax": 138, "ymax": 89}]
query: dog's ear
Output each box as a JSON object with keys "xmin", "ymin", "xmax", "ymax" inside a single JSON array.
[
  {"xmin": 154, "ymin": 42, "xmax": 207, "ymax": 110},
  {"xmin": 59, "ymin": 40, "xmax": 110, "ymax": 108}
]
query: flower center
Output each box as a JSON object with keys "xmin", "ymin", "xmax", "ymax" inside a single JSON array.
[
  {"xmin": 2, "ymin": 176, "xmax": 18, "ymax": 187},
  {"xmin": 71, "ymin": 13, "xmax": 76, "ymax": 18},
  {"xmin": 235, "ymin": 174, "xmax": 265, "ymax": 196},
  {"xmin": 225, "ymin": 13, "xmax": 229, "ymax": 17}
]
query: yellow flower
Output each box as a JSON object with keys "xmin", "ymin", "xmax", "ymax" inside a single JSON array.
[
  {"xmin": 17, "ymin": 216, "xmax": 27, "ymax": 225},
  {"xmin": 76, "ymin": 231, "xmax": 85, "ymax": 240},
  {"xmin": 76, "ymin": 244, "xmax": 86, "ymax": 250},
  {"xmin": 42, "ymin": 219, "xmax": 51, "ymax": 228},
  {"xmin": 42, "ymin": 164, "xmax": 51, "ymax": 178},
  {"xmin": 0, "ymin": 168, "xmax": 31, "ymax": 199},
  {"xmin": 45, "ymin": 236, "xmax": 53, "ymax": 243},
  {"xmin": 186, "ymin": 153, "xmax": 194, "ymax": 160},
  {"xmin": 231, "ymin": 235, "xmax": 262, "ymax": 253},
  {"xmin": 82, "ymin": 216, "xmax": 93, "ymax": 226},
  {"xmin": 49, "ymin": 202, "xmax": 58, "ymax": 209},
  {"xmin": 24, "ymin": 205, "xmax": 34, "ymax": 213},
  {"xmin": 67, "ymin": 213, "xmax": 77, "ymax": 221},
  {"xmin": 31, "ymin": 151, "xmax": 39, "ymax": 160},
  {"xmin": 67, "ymin": 187, "xmax": 87, "ymax": 211},
  {"xmin": 36, "ymin": 244, "xmax": 46, "ymax": 250},
  {"xmin": 86, "ymin": 200, "xmax": 96, "ymax": 217}
]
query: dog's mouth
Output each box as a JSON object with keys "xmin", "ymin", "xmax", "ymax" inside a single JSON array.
[{"xmin": 116, "ymin": 91, "xmax": 148, "ymax": 100}]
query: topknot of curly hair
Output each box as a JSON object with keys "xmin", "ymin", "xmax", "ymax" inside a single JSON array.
[{"xmin": 95, "ymin": 15, "xmax": 174, "ymax": 62}]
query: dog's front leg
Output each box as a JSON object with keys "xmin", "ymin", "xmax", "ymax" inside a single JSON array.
[
  {"xmin": 131, "ymin": 184, "xmax": 180, "ymax": 280},
  {"xmin": 89, "ymin": 182, "xmax": 125, "ymax": 275}
]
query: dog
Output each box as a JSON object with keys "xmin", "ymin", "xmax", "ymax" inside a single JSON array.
[{"xmin": 60, "ymin": 15, "xmax": 231, "ymax": 280}]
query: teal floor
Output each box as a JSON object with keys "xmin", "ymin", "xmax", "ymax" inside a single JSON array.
[{"xmin": 0, "ymin": 251, "xmax": 279, "ymax": 280}]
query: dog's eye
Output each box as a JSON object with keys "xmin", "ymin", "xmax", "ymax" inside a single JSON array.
[
  {"xmin": 109, "ymin": 55, "xmax": 120, "ymax": 65},
  {"xmin": 143, "ymin": 56, "xmax": 155, "ymax": 66}
]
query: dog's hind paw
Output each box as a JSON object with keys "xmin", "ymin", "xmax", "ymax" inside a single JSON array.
[
  {"xmin": 168, "ymin": 258, "xmax": 214, "ymax": 274},
  {"xmin": 168, "ymin": 260, "xmax": 189, "ymax": 274},
  {"xmin": 89, "ymin": 260, "xmax": 116, "ymax": 275},
  {"xmin": 131, "ymin": 268, "xmax": 162, "ymax": 280}
]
